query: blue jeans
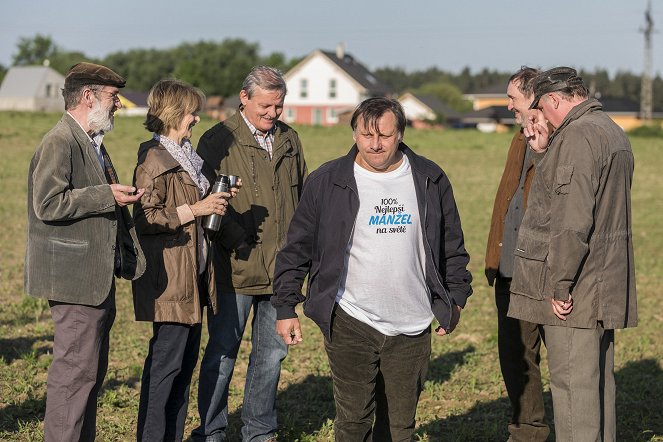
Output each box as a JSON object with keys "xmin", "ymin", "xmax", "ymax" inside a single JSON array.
[{"xmin": 193, "ymin": 293, "xmax": 287, "ymax": 442}]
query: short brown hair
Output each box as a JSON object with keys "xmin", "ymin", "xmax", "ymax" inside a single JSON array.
[
  {"xmin": 144, "ymin": 79, "xmax": 205, "ymax": 135},
  {"xmin": 351, "ymin": 97, "xmax": 406, "ymax": 139}
]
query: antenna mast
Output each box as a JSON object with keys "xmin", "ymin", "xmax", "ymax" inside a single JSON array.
[{"xmin": 640, "ymin": 0, "xmax": 654, "ymax": 120}]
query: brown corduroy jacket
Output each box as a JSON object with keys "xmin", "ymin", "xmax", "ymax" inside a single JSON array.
[{"xmin": 484, "ymin": 129, "xmax": 536, "ymax": 286}]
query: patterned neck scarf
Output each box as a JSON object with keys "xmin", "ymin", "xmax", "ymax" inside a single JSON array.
[{"xmin": 154, "ymin": 133, "xmax": 209, "ymax": 197}]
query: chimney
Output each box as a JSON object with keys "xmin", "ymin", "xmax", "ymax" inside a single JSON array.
[{"xmin": 336, "ymin": 42, "xmax": 345, "ymax": 59}]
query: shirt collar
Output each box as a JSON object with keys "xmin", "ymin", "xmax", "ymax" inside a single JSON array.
[{"xmin": 240, "ymin": 111, "xmax": 275, "ymax": 138}]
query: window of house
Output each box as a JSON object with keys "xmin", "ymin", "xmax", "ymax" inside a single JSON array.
[
  {"xmin": 329, "ymin": 79, "xmax": 337, "ymax": 99},
  {"xmin": 45, "ymin": 84, "xmax": 52, "ymax": 97},
  {"xmin": 326, "ymin": 108, "xmax": 338, "ymax": 124},
  {"xmin": 300, "ymin": 79, "xmax": 308, "ymax": 98},
  {"xmin": 285, "ymin": 107, "xmax": 297, "ymax": 123}
]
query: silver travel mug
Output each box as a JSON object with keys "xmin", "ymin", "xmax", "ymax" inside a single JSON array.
[
  {"xmin": 227, "ymin": 174, "xmax": 240, "ymax": 189},
  {"xmin": 203, "ymin": 174, "xmax": 230, "ymax": 232}
]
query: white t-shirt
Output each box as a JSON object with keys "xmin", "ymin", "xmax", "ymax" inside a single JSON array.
[{"xmin": 337, "ymin": 155, "xmax": 434, "ymax": 336}]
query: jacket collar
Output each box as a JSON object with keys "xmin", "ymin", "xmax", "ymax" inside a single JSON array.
[
  {"xmin": 549, "ymin": 98, "xmax": 602, "ymax": 143},
  {"xmin": 227, "ymin": 110, "xmax": 291, "ymax": 152},
  {"xmin": 62, "ymin": 113, "xmax": 107, "ymax": 183},
  {"xmin": 332, "ymin": 142, "xmax": 443, "ymax": 187},
  {"xmin": 137, "ymin": 138, "xmax": 189, "ymax": 177}
]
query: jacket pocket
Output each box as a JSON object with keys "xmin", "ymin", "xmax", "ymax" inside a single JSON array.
[
  {"xmin": 510, "ymin": 236, "xmax": 549, "ymax": 300},
  {"xmin": 47, "ymin": 238, "xmax": 90, "ymax": 294},
  {"xmin": 555, "ymin": 165, "xmax": 574, "ymax": 195}
]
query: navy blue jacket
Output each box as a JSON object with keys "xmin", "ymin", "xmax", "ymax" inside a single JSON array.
[{"xmin": 272, "ymin": 144, "xmax": 473, "ymax": 340}]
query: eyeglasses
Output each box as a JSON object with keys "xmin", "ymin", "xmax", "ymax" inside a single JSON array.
[{"xmin": 94, "ymin": 90, "xmax": 120, "ymax": 103}]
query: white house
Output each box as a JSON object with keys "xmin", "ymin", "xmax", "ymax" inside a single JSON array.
[
  {"xmin": 283, "ymin": 46, "xmax": 391, "ymax": 126},
  {"xmin": 398, "ymin": 92, "xmax": 461, "ymax": 128},
  {"xmin": 0, "ymin": 65, "xmax": 65, "ymax": 112}
]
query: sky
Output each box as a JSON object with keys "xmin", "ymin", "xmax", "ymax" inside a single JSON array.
[{"xmin": 1, "ymin": 0, "xmax": 661, "ymax": 77}]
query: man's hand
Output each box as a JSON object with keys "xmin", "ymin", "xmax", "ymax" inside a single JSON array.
[
  {"xmin": 551, "ymin": 294, "xmax": 573, "ymax": 320},
  {"xmin": 110, "ymin": 184, "xmax": 144, "ymax": 207},
  {"xmin": 276, "ymin": 318, "xmax": 303, "ymax": 345},
  {"xmin": 435, "ymin": 304, "xmax": 462, "ymax": 337},
  {"xmin": 523, "ymin": 109, "xmax": 549, "ymax": 153}
]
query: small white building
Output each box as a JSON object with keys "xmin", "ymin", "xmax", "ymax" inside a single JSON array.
[
  {"xmin": 283, "ymin": 46, "xmax": 391, "ymax": 126},
  {"xmin": 0, "ymin": 66, "xmax": 65, "ymax": 112}
]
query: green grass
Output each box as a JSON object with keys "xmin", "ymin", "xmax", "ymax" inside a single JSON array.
[{"xmin": 0, "ymin": 111, "xmax": 661, "ymax": 441}]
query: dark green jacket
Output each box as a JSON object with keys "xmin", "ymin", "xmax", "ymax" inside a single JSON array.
[
  {"xmin": 25, "ymin": 113, "xmax": 145, "ymax": 305},
  {"xmin": 197, "ymin": 111, "xmax": 307, "ymax": 295},
  {"xmin": 509, "ymin": 99, "xmax": 637, "ymax": 329}
]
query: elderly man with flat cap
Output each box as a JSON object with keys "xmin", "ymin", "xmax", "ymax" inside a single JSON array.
[
  {"xmin": 509, "ymin": 66, "xmax": 637, "ymax": 441},
  {"xmin": 25, "ymin": 62, "xmax": 146, "ymax": 441}
]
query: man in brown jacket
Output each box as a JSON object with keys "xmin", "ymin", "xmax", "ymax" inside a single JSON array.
[
  {"xmin": 485, "ymin": 67, "xmax": 549, "ymax": 442},
  {"xmin": 193, "ymin": 66, "xmax": 307, "ymax": 442},
  {"xmin": 510, "ymin": 67, "xmax": 637, "ymax": 441},
  {"xmin": 25, "ymin": 62, "xmax": 145, "ymax": 441}
]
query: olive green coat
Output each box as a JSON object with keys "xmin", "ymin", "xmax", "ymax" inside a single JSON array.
[
  {"xmin": 509, "ymin": 99, "xmax": 637, "ymax": 329},
  {"xmin": 197, "ymin": 111, "xmax": 308, "ymax": 295}
]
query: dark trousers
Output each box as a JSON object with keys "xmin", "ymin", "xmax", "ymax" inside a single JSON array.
[
  {"xmin": 495, "ymin": 277, "xmax": 549, "ymax": 442},
  {"xmin": 324, "ymin": 306, "xmax": 430, "ymax": 442},
  {"xmin": 137, "ymin": 322, "xmax": 202, "ymax": 442},
  {"xmin": 45, "ymin": 285, "xmax": 116, "ymax": 442}
]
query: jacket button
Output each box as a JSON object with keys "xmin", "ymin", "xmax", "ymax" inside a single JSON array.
[{"xmin": 498, "ymin": 242, "xmax": 503, "ymax": 247}]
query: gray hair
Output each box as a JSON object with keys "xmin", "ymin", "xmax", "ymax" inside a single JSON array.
[
  {"xmin": 508, "ymin": 66, "xmax": 540, "ymax": 98},
  {"xmin": 62, "ymin": 84, "xmax": 104, "ymax": 110},
  {"xmin": 241, "ymin": 66, "xmax": 287, "ymax": 98}
]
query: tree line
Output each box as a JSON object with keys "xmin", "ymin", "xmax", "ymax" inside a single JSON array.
[{"xmin": 2, "ymin": 34, "xmax": 662, "ymax": 112}]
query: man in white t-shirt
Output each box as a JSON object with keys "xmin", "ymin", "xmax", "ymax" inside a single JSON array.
[{"xmin": 272, "ymin": 97, "xmax": 473, "ymax": 441}]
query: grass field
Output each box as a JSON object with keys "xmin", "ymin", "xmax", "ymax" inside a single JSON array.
[{"xmin": 0, "ymin": 111, "xmax": 661, "ymax": 441}]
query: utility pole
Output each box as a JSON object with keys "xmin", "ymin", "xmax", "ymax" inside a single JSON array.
[{"xmin": 640, "ymin": 0, "xmax": 654, "ymax": 121}]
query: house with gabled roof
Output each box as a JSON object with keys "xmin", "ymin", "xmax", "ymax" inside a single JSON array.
[
  {"xmin": 398, "ymin": 92, "xmax": 461, "ymax": 128},
  {"xmin": 0, "ymin": 65, "xmax": 65, "ymax": 112},
  {"xmin": 283, "ymin": 46, "xmax": 391, "ymax": 126}
]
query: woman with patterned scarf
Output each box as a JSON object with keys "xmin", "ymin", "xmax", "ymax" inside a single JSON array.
[{"xmin": 132, "ymin": 79, "xmax": 238, "ymax": 441}]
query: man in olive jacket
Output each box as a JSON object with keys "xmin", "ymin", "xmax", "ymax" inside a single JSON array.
[
  {"xmin": 193, "ymin": 66, "xmax": 307, "ymax": 442},
  {"xmin": 25, "ymin": 62, "xmax": 145, "ymax": 441},
  {"xmin": 510, "ymin": 67, "xmax": 637, "ymax": 441}
]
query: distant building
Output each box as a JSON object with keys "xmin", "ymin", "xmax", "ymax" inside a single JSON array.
[
  {"xmin": 398, "ymin": 92, "xmax": 461, "ymax": 128},
  {"xmin": 463, "ymin": 83, "xmax": 508, "ymax": 111},
  {"xmin": 205, "ymin": 95, "xmax": 239, "ymax": 121},
  {"xmin": 283, "ymin": 45, "xmax": 391, "ymax": 126},
  {"xmin": 117, "ymin": 90, "xmax": 149, "ymax": 117},
  {"xmin": 0, "ymin": 66, "xmax": 65, "ymax": 112}
]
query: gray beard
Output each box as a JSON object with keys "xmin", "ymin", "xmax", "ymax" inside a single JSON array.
[{"xmin": 88, "ymin": 101, "xmax": 114, "ymax": 133}]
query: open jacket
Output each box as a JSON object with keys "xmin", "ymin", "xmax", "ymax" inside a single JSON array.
[
  {"xmin": 132, "ymin": 139, "xmax": 217, "ymax": 324},
  {"xmin": 272, "ymin": 144, "xmax": 473, "ymax": 340},
  {"xmin": 484, "ymin": 129, "xmax": 536, "ymax": 286},
  {"xmin": 25, "ymin": 113, "xmax": 145, "ymax": 306},
  {"xmin": 196, "ymin": 111, "xmax": 308, "ymax": 295},
  {"xmin": 509, "ymin": 99, "xmax": 637, "ymax": 329}
]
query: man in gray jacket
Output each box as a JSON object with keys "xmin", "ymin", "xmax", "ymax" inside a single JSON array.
[
  {"xmin": 25, "ymin": 62, "xmax": 145, "ymax": 441},
  {"xmin": 509, "ymin": 67, "xmax": 637, "ymax": 441}
]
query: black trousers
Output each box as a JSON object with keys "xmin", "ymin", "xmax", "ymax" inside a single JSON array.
[
  {"xmin": 137, "ymin": 321, "xmax": 202, "ymax": 442},
  {"xmin": 495, "ymin": 276, "xmax": 549, "ymax": 442}
]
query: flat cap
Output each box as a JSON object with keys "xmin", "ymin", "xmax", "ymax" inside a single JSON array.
[
  {"xmin": 529, "ymin": 67, "xmax": 582, "ymax": 109},
  {"xmin": 64, "ymin": 62, "xmax": 126, "ymax": 90}
]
